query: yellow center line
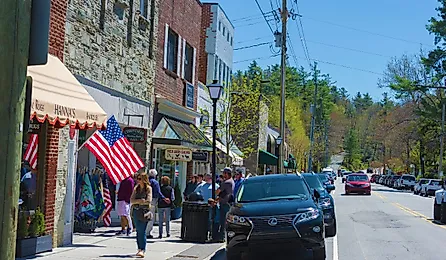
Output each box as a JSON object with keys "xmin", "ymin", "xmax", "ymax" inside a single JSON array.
[{"xmin": 375, "ymin": 191, "xmax": 446, "ymax": 231}]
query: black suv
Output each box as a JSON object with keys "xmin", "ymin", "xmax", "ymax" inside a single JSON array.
[
  {"xmin": 226, "ymin": 174, "xmax": 326, "ymax": 260},
  {"xmin": 302, "ymin": 173, "xmax": 337, "ymax": 237}
]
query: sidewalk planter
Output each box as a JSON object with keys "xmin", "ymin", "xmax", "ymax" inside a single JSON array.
[{"xmin": 16, "ymin": 235, "xmax": 53, "ymax": 258}]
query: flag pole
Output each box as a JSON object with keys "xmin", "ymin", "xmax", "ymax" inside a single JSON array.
[{"xmin": 76, "ymin": 130, "xmax": 97, "ymax": 153}]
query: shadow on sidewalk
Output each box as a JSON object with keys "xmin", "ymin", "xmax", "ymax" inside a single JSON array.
[{"xmin": 99, "ymin": 254, "xmax": 135, "ymax": 258}]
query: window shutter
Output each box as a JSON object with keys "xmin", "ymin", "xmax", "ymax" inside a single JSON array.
[
  {"xmin": 181, "ymin": 38, "xmax": 186, "ymax": 79},
  {"xmin": 192, "ymin": 47, "xmax": 197, "ymax": 84},
  {"xmin": 163, "ymin": 24, "xmax": 169, "ymax": 68},
  {"xmin": 177, "ymin": 35, "xmax": 182, "ymax": 76}
]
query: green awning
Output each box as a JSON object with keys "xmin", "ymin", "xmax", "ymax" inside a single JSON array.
[
  {"xmin": 258, "ymin": 149, "xmax": 278, "ymax": 165},
  {"xmin": 283, "ymin": 160, "xmax": 289, "ymax": 168}
]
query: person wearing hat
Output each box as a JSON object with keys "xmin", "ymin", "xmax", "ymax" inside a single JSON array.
[
  {"xmin": 233, "ymin": 168, "xmax": 245, "ymax": 197},
  {"xmin": 215, "ymin": 167, "xmax": 234, "ymax": 242}
]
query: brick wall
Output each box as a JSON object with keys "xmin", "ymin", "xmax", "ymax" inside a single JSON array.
[
  {"xmin": 43, "ymin": 125, "xmax": 60, "ymax": 235},
  {"xmin": 198, "ymin": 4, "xmax": 213, "ymax": 84},
  {"xmin": 48, "ymin": 0, "xmax": 68, "ymax": 61},
  {"xmin": 155, "ymin": 0, "xmax": 202, "ymax": 109}
]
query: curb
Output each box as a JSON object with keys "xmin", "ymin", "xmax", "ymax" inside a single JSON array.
[{"xmin": 203, "ymin": 244, "xmax": 226, "ymax": 260}]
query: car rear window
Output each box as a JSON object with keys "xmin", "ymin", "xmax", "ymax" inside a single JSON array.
[
  {"xmin": 431, "ymin": 180, "xmax": 441, "ymax": 185},
  {"xmin": 303, "ymin": 175, "xmax": 325, "ymax": 192},
  {"xmin": 402, "ymin": 176, "xmax": 415, "ymax": 181},
  {"xmin": 420, "ymin": 179, "xmax": 429, "ymax": 184},
  {"xmin": 237, "ymin": 179, "xmax": 310, "ymax": 202},
  {"xmin": 347, "ymin": 175, "xmax": 369, "ymax": 181}
]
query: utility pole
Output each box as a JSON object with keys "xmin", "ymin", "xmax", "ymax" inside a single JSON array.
[
  {"xmin": 0, "ymin": 0, "xmax": 32, "ymax": 259},
  {"xmin": 308, "ymin": 62, "xmax": 318, "ymax": 172},
  {"xmin": 278, "ymin": 0, "xmax": 288, "ymax": 174},
  {"xmin": 439, "ymin": 101, "xmax": 445, "ymax": 177}
]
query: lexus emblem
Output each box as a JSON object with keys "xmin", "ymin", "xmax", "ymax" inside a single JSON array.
[{"xmin": 268, "ymin": 217, "xmax": 278, "ymax": 226}]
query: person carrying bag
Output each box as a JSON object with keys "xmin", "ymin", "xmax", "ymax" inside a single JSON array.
[{"xmin": 130, "ymin": 172, "xmax": 152, "ymax": 258}]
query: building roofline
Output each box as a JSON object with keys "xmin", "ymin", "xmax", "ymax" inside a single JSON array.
[{"xmin": 201, "ymin": 2, "xmax": 235, "ymax": 29}]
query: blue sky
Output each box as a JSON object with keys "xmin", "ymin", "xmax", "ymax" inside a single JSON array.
[{"xmin": 205, "ymin": 0, "xmax": 439, "ymax": 100}]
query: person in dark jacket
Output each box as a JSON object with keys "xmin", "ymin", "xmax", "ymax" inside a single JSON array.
[{"xmin": 158, "ymin": 176, "xmax": 175, "ymax": 238}]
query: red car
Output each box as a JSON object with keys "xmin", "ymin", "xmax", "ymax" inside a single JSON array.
[{"xmin": 345, "ymin": 174, "xmax": 371, "ymax": 195}]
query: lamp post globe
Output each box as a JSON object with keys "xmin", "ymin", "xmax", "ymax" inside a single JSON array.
[
  {"xmin": 276, "ymin": 136, "xmax": 283, "ymax": 146},
  {"xmin": 207, "ymin": 80, "xmax": 223, "ymax": 101}
]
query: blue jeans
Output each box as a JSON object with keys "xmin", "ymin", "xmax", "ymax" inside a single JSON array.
[
  {"xmin": 217, "ymin": 204, "xmax": 230, "ymax": 240},
  {"xmin": 133, "ymin": 208, "xmax": 149, "ymax": 251},
  {"xmin": 158, "ymin": 207, "xmax": 171, "ymax": 237}
]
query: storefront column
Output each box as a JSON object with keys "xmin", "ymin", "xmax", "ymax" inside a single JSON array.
[{"xmin": 43, "ymin": 124, "xmax": 59, "ymax": 236}]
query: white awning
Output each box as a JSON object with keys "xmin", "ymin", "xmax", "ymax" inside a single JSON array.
[{"xmin": 205, "ymin": 135, "xmax": 243, "ymax": 166}]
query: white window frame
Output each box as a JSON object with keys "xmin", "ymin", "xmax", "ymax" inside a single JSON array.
[
  {"xmin": 163, "ymin": 24, "xmax": 169, "ymax": 68},
  {"xmin": 181, "ymin": 38, "xmax": 186, "ymax": 79},
  {"xmin": 192, "ymin": 47, "xmax": 196, "ymax": 84},
  {"xmin": 177, "ymin": 35, "xmax": 182, "ymax": 76}
]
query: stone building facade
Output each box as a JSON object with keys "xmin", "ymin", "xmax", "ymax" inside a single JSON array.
[{"xmin": 63, "ymin": 0, "xmax": 160, "ymax": 225}]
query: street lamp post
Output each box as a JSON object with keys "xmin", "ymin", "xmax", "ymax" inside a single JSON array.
[
  {"xmin": 276, "ymin": 136, "xmax": 283, "ymax": 172},
  {"xmin": 207, "ymin": 80, "xmax": 223, "ymax": 241}
]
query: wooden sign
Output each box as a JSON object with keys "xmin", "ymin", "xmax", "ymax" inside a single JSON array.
[
  {"xmin": 123, "ymin": 127, "xmax": 147, "ymax": 143},
  {"xmin": 165, "ymin": 149, "xmax": 192, "ymax": 162},
  {"xmin": 192, "ymin": 151, "xmax": 209, "ymax": 162}
]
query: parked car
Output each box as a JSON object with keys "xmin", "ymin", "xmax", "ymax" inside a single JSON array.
[
  {"xmin": 370, "ymin": 174, "xmax": 379, "ymax": 183},
  {"xmin": 414, "ymin": 178, "xmax": 429, "ymax": 195},
  {"xmin": 341, "ymin": 171, "xmax": 353, "ymax": 183},
  {"xmin": 322, "ymin": 167, "xmax": 336, "ymax": 181},
  {"xmin": 226, "ymin": 174, "xmax": 326, "ymax": 259},
  {"xmin": 302, "ymin": 173, "xmax": 337, "ymax": 237},
  {"xmin": 420, "ymin": 179, "xmax": 442, "ymax": 197},
  {"xmin": 345, "ymin": 174, "xmax": 371, "ymax": 195},
  {"xmin": 394, "ymin": 174, "xmax": 416, "ymax": 190}
]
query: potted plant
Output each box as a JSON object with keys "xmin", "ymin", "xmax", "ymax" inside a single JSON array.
[
  {"xmin": 171, "ymin": 182, "xmax": 183, "ymax": 220},
  {"xmin": 16, "ymin": 208, "xmax": 53, "ymax": 257}
]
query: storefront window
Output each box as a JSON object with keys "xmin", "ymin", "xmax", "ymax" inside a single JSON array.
[{"xmin": 20, "ymin": 133, "xmax": 40, "ymax": 211}]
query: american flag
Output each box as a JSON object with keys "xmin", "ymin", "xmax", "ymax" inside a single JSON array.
[
  {"xmin": 85, "ymin": 116, "xmax": 144, "ymax": 184},
  {"xmin": 102, "ymin": 174, "xmax": 112, "ymax": 227},
  {"xmin": 23, "ymin": 134, "xmax": 38, "ymax": 169}
]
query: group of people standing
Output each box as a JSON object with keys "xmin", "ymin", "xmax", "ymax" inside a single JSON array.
[
  {"xmin": 183, "ymin": 167, "xmax": 245, "ymax": 242},
  {"xmin": 115, "ymin": 169, "xmax": 175, "ymax": 258}
]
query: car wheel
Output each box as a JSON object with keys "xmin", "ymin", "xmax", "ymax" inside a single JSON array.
[
  {"xmin": 313, "ymin": 246, "xmax": 326, "ymax": 260},
  {"xmin": 366, "ymin": 191, "xmax": 371, "ymax": 195},
  {"xmin": 326, "ymin": 220, "xmax": 337, "ymax": 237},
  {"xmin": 226, "ymin": 249, "xmax": 243, "ymax": 260}
]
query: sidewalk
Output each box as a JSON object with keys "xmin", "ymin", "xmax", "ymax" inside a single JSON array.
[{"xmin": 17, "ymin": 220, "xmax": 224, "ymax": 260}]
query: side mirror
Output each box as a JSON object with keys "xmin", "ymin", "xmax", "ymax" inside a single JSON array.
[
  {"xmin": 326, "ymin": 185, "xmax": 335, "ymax": 192},
  {"xmin": 314, "ymin": 189, "xmax": 321, "ymax": 199}
]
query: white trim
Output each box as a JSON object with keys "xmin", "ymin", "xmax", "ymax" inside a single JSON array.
[
  {"xmin": 181, "ymin": 38, "xmax": 186, "ymax": 79},
  {"xmin": 163, "ymin": 24, "xmax": 169, "ymax": 68},
  {"xmin": 192, "ymin": 47, "xmax": 197, "ymax": 85},
  {"xmin": 177, "ymin": 35, "xmax": 182, "ymax": 76}
]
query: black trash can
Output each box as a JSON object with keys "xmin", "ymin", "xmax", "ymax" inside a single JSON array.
[
  {"xmin": 434, "ymin": 200, "xmax": 441, "ymax": 221},
  {"xmin": 441, "ymin": 202, "xmax": 446, "ymax": 223},
  {"xmin": 181, "ymin": 201, "xmax": 210, "ymax": 243}
]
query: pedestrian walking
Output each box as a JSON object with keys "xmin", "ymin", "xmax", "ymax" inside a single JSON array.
[
  {"xmin": 233, "ymin": 169, "xmax": 244, "ymax": 197},
  {"xmin": 158, "ymin": 176, "xmax": 175, "ymax": 238},
  {"xmin": 146, "ymin": 169, "xmax": 170, "ymax": 238},
  {"xmin": 116, "ymin": 175, "xmax": 135, "ymax": 236},
  {"xmin": 130, "ymin": 172, "xmax": 152, "ymax": 258},
  {"xmin": 215, "ymin": 167, "xmax": 234, "ymax": 242}
]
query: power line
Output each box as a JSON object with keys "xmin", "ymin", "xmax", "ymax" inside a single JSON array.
[
  {"xmin": 254, "ymin": 0, "xmax": 275, "ymax": 34},
  {"xmin": 233, "ymin": 54, "xmax": 280, "ymax": 64},
  {"xmin": 234, "ymin": 42, "xmax": 272, "ymax": 51},
  {"xmin": 302, "ymin": 16, "xmax": 435, "ymax": 47},
  {"xmin": 289, "ymin": 0, "xmax": 311, "ymax": 67},
  {"xmin": 298, "ymin": 56, "xmax": 384, "ymax": 76},
  {"xmin": 232, "ymin": 13, "xmax": 270, "ymax": 22},
  {"xmin": 287, "ymin": 33, "xmax": 299, "ymax": 66},
  {"xmin": 306, "ymin": 40, "xmax": 392, "ymax": 58},
  {"xmin": 235, "ymin": 35, "xmax": 271, "ymax": 45}
]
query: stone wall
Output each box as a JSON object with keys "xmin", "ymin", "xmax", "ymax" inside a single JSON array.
[{"xmin": 64, "ymin": 0, "xmax": 159, "ymax": 105}]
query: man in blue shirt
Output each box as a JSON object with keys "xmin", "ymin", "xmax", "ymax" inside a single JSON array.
[
  {"xmin": 195, "ymin": 174, "xmax": 219, "ymax": 202},
  {"xmin": 146, "ymin": 169, "xmax": 170, "ymax": 239}
]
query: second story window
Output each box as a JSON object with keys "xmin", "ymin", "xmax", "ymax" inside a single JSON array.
[
  {"xmin": 219, "ymin": 21, "xmax": 222, "ymax": 31},
  {"xmin": 163, "ymin": 25, "xmax": 179, "ymax": 73},
  {"xmin": 223, "ymin": 26, "xmax": 226, "ymax": 36},
  {"xmin": 227, "ymin": 33, "xmax": 230, "ymax": 42},
  {"xmin": 140, "ymin": 0, "xmax": 148, "ymax": 18},
  {"xmin": 184, "ymin": 43, "xmax": 195, "ymax": 83}
]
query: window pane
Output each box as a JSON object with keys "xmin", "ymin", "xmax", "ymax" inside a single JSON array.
[
  {"xmin": 214, "ymin": 55, "xmax": 218, "ymax": 80},
  {"xmin": 167, "ymin": 29, "xmax": 178, "ymax": 72},
  {"xmin": 184, "ymin": 43, "xmax": 194, "ymax": 82},
  {"xmin": 223, "ymin": 27, "xmax": 225, "ymax": 36}
]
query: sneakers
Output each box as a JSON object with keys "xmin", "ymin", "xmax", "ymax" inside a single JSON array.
[
  {"xmin": 115, "ymin": 230, "xmax": 125, "ymax": 235},
  {"xmin": 146, "ymin": 234, "xmax": 154, "ymax": 239},
  {"xmin": 126, "ymin": 228, "xmax": 132, "ymax": 236}
]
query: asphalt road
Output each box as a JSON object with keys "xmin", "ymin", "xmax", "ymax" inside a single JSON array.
[{"xmin": 210, "ymin": 154, "xmax": 446, "ymax": 259}]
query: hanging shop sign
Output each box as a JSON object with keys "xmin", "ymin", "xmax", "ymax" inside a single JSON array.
[
  {"xmin": 28, "ymin": 120, "xmax": 42, "ymax": 134},
  {"xmin": 123, "ymin": 127, "xmax": 147, "ymax": 143},
  {"xmin": 192, "ymin": 151, "xmax": 209, "ymax": 162},
  {"xmin": 184, "ymin": 82, "xmax": 194, "ymax": 109},
  {"xmin": 165, "ymin": 148, "xmax": 192, "ymax": 162}
]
